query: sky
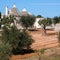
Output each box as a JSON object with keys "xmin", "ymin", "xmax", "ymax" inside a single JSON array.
[{"xmin": 0, "ymin": 0, "xmax": 60, "ymax": 18}]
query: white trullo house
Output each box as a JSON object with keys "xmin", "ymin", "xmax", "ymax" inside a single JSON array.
[
  {"xmin": 5, "ymin": 5, "xmax": 33, "ymax": 29},
  {"xmin": 2, "ymin": 4, "xmax": 44, "ymax": 29}
]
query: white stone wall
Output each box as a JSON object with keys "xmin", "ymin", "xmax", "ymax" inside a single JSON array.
[
  {"xmin": 34, "ymin": 18, "xmax": 44, "ymax": 28},
  {"xmin": 54, "ymin": 23, "xmax": 60, "ymax": 32}
]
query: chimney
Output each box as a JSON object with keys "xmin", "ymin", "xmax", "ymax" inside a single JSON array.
[{"xmin": 6, "ymin": 6, "xmax": 9, "ymax": 16}]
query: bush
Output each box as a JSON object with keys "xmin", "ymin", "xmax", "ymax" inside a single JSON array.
[{"xmin": 0, "ymin": 43, "xmax": 12, "ymax": 60}]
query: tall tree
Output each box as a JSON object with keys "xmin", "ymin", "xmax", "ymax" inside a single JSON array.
[
  {"xmin": 20, "ymin": 15, "xmax": 35, "ymax": 29},
  {"xmin": 38, "ymin": 18, "xmax": 52, "ymax": 35}
]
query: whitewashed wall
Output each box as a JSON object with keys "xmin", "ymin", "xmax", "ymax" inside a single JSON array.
[
  {"xmin": 34, "ymin": 18, "xmax": 44, "ymax": 28},
  {"xmin": 55, "ymin": 23, "xmax": 60, "ymax": 32}
]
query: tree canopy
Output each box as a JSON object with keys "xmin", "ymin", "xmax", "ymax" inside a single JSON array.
[
  {"xmin": 2, "ymin": 26, "xmax": 34, "ymax": 55},
  {"xmin": 37, "ymin": 15, "xmax": 43, "ymax": 18},
  {"xmin": 0, "ymin": 14, "xmax": 34, "ymax": 59},
  {"xmin": 53, "ymin": 16, "xmax": 60, "ymax": 24},
  {"xmin": 0, "ymin": 43, "xmax": 12, "ymax": 60},
  {"xmin": 38, "ymin": 18, "xmax": 52, "ymax": 34},
  {"xmin": 20, "ymin": 15, "xmax": 35, "ymax": 29},
  {"xmin": 1, "ymin": 15, "xmax": 15, "ymax": 28}
]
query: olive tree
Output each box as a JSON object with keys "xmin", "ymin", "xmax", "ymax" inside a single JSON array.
[
  {"xmin": 38, "ymin": 18, "xmax": 52, "ymax": 35},
  {"xmin": 2, "ymin": 26, "xmax": 34, "ymax": 54},
  {"xmin": 0, "ymin": 15, "xmax": 16, "ymax": 60},
  {"xmin": 12, "ymin": 29, "xmax": 34, "ymax": 54},
  {"xmin": 20, "ymin": 15, "xmax": 35, "ymax": 29}
]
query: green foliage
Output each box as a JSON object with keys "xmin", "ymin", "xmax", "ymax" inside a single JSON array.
[
  {"xmin": 0, "ymin": 12, "xmax": 1, "ymax": 19},
  {"xmin": 1, "ymin": 15, "xmax": 34, "ymax": 58},
  {"xmin": 1, "ymin": 15, "xmax": 15, "ymax": 27},
  {"xmin": 34, "ymin": 48, "xmax": 46, "ymax": 54},
  {"xmin": 47, "ymin": 18, "xmax": 52, "ymax": 25},
  {"xmin": 0, "ymin": 15, "xmax": 14, "ymax": 60},
  {"xmin": 0, "ymin": 12, "xmax": 1, "ymax": 28},
  {"xmin": 18, "ymin": 30, "xmax": 34, "ymax": 49},
  {"xmin": 20, "ymin": 15, "xmax": 35, "ymax": 29},
  {"xmin": 40, "ymin": 48, "xmax": 46, "ymax": 54},
  {"xmin": 2, "ymin": 26, "xmax": 20, "ymax": 48},
  {"xmin": 2, "ymin": 26, "xmax": 34, "ymax": 54},
  {"xmin": 38, "ymin": 18, "xmax": 52, "ymax": 26},
  {"xmin": 38, "ymin": 18, "xmax": 52, "ymax": 34},
  {"xmin": 38, "ymin": 19, "xmax": 47, "ymax": 34},
  {"xmin": 37, "ymin": 15, "xmax": 43, "ymax": 18},
  {"xmin": 38, "ymin": 19, "xmax": 47, "ymax": 26},
  {"xmin": 53, "ymin": 16, "xmax": 60, "ymax": 24},
  {"xmin": 0, "ymin": 43, "xmax": 12, "ymax": 60}
]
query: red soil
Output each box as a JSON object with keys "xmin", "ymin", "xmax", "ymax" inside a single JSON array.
[
  {"xmin": 29, "ymin": 29, "xmax": 59, "ymax": 50},
  {"xmin": 10, "ymin": 29, "xmax": 59, "ymax": 60}
]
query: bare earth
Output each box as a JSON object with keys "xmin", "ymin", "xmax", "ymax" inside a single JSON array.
[
  {"xmin": 30, "ymin": 29, "xmax": 59, "ymax": 50},
  {"xmin": 10, "ymin": 29, "xmax": 59, "ymax": 60}
]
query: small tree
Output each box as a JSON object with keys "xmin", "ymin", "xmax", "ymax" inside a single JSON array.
[
  {"xmin": 20, "ymin": 15, "xmax": 35, "ymax": 29},
  {"xmin": 12, "ymin": 29, "xmax": 34, "ymax": 54},
  {"xmin": 2, "ymin": 26, "xmax": 34, "ymax": 54},
  {"xmin": 38, "ymin": 18, "xmax": 52, "ymax": 35}
]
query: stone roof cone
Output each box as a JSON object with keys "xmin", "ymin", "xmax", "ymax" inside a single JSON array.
[
  {"xmin": 10, "ymin": 4, "xmax": 21, "ymax": 16},
  {"xmin": 22, "ymin": 8, "xmax": 27, "ymax": 12},
  {"xmin": 21, "ymin": 8, "xmax": 29, "ymax": 16}
]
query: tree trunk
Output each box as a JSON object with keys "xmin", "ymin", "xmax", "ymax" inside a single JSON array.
[
  {"xmin": 43, "ymin": 25, "xmax": 46, "ymax": 35},
  {"xmin": 44, "ymin": 29, "xmax": 46, "ymax": 35}
]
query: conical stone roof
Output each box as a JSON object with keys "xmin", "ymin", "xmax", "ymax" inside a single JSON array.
[
  {"xmin": 10, "ymin": 5, "xmax": 21, "ymax": 16},
  {"xmin": 21, "ymin": 8, "xmax": 29, "ymax": 16},
  {"xmin": 22, "ymin": 8, "xmax": 27, "ymax": 12}
]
